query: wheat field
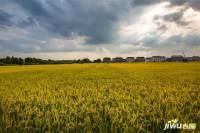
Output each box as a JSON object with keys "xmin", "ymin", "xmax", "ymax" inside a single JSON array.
[{"xmin": 0, "ymin": 63, "xmax": 199, "ymax": 132}]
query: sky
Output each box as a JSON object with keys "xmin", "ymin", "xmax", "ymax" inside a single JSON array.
[{"xmin": 0, "ymin": 0, "xmax": 200, "ymax": 60}]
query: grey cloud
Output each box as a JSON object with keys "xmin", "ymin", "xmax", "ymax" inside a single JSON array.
[
  {"xmin": 163, "ymin": 12, "xmax": 183, "ymax": 22},
  {"xmin": 0, "ymin": 39, "xmax": 41, "ymax": 53},
  {"xmin": 184, "ymin": 34, "xmax": 200, "ymax": 46},
  {"xmin": 167, "ymin": 34, "xmax": 183, "ymax": 44},
  {"xmin": 142, "ymin": 34, "xmax": 159, "ymax": 46},
  {"xmin": 188, "ymin": 0, "xmax": 200, "ymax": 11},
  {"xmin": 154, "ymin": 0, "xmax": 200, "ymax": 26},
  {"xmin": 167, "ymin": 34, "xmax": 200, "ymax": 46},
  {"xmin": 169, "ymin": 0, "xmax": 200, "ymax": 11},
  {"xmin": 131, "ymin": 0, "xmax": 163, "ymax": 6},
  {"xmin": 155, "ymin": 11, "xmax": 189, "ymax": 27},
  {"xmin": 163, "ymin": 12, "xmax": 188, "ymax": 25},
  {"xmin": 157, "ymin": 24, "xmax": 167, "ymax": 31},
  {"xmin": 168, "ymin": 0, "xmax": 187, "ymax": 6},
  {"xmin": 138, "ymin": 33, "xmax": 200, "ymax": 51}
]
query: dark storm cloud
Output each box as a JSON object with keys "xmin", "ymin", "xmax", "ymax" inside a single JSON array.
[
  {"xmin": 17, "ymin": 17, "xmax": 36, "ymax": 28},
  {"xmin": 12, "ymin": 0, "xmax": 49, "ymax": 16},
  {"xmin": 0, "ymin": 6, "xmax": 36, "ymax": 29},
  {"xmin": 0, "ymin": 9, "xmax": 13, "ymax": 28},
  {"xmin": 132, "ymin": 0, "xmax": 163, "ymax": 6},
  {"xmin": 11, "ymin": 0, "xmax": 120, "ymax": 44}
]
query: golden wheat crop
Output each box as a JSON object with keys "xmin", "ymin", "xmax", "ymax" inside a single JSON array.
[{"xmin": 0, "ymin": 63, "xmax": 199, "ymax": 132}]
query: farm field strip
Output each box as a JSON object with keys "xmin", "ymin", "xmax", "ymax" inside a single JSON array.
[{"xmin": 0, "ymin": 63, "xmax": 199, "ymax": 132}]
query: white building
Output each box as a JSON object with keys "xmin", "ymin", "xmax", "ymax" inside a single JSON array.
[
  {"xmin": 145, "ymin": 57, "xmax": 152, "ymax": 62},
  {"xmin": 151, "ymin": 56, "xmax": 166, "ymax": 62},
  {"xmin": 126, "ymin": 57, "xmax": 135, "ymax": 62}
]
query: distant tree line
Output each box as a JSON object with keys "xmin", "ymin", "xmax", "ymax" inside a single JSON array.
[
  {"xmin": 0, "ymin": 56, "xmax": 24, "ymax": 65},
  {"xmin": 0, "ymin": 56, "xmax": 92, "ymax": 66}
]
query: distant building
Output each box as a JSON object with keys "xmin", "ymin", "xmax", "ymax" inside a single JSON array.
[
  {"xmin": 151, "ymin": 56, "xmax": 166, "ymax": 62},
  {"xmin": 187, "ymin": 56, "xmax": 200, "ymax": 61},
  {"xmin": 168, "ymin": 55, "xmax": 184, "ymax": 62},
  {"xmin": 187, "ymin": 57, "xmax": 192, "ymax": 61},
  {"xmin": 193, "ymin": 56, "xmax": 200, "ymax": 61},
  {"xmin": 145, "ymin": 57, "xmax": 152, "ymax": 62},
  {"xmin": 126, "ymin": 57, "xmax": 135, "ymax": 62},
  {"xmin": 191, "ymin": 56, "xmax": 200, "ymax": 61},
  {"xmin": 112, "ymin": 57, "xmax": 125, "ymax": 62},
  {"xmin": 135, "ymin": 57, "xmax": 145, "ymax": 62},
  {"xmin": 103, "ymin": 57, "xmax": 111, "ymax": 63}
]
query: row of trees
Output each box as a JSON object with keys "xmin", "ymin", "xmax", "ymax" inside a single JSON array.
[
  {"xmin": 0, "ymin": 56, "xmax": 95, "ymax": 65},
  {"xmin": 0, "ymin": 56, "xmax": 24, "ymax": 65}
]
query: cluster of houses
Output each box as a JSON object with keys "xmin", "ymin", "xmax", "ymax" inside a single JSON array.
[{"xmin": 101, "ymin": 55, "xmax": 200, "ymax": 63}]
